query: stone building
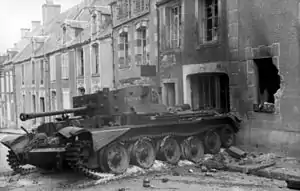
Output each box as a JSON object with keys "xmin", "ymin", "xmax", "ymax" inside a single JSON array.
[
  {"xmin": 9, "ymin": 0, "xmax": 113, "ymax": 129},
  {"xmin": 110, "ymin": 0, "xmax": 158, "ymax": 87},
  {"xmin": 157, "ymin": 0, "xmax": 300, "ymax": 157}
]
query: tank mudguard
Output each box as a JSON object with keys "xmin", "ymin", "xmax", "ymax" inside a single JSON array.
[
  {"xmin": 226, "ymin": 113, "xmax": 242, "ymax": 132},
  {"xmin": 58, "ymin": 126, "xmax": 89, "ymax": 139},
  {"xmin": 0, "ymin": 134, "xmax": 32, "ymax": 154},
  {"xmin": 91, "ymin": 128, "xmax": 130, "ymax": 151}
]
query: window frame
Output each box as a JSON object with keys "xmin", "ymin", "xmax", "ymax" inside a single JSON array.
[
  {"xmin": 195, "ymin": 0, "xmax": 221, "ymax": 45},
  {"xmin": 119, "ymin": 31, "xmax": 130, "ymax": 69},
  {"xmin": 61, "ymin": 53, "xmax": 69, "ymax": 80},
  {"xmin": 92, "ymin": 43, "xmax": 100, "ymax": 75},
  {"xmin": 164, "ymin": 3, "xmax": 182, "ymax": 49}
]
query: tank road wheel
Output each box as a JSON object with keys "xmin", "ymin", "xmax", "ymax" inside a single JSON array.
[
  {"xmin": 7, "ymin": 150, "xmax": 35, "ymax": 175},
  {"xmin": 181, "ymin": 136, "xmax": 205, "ymax": 163},
  {"xmin": 130, "ymin": 138, "xmax": 156, "ymax": 169},
  {"xmin": 204, "ymin": 131, "xmax": 221, "ymax": 154},
  {"xmin": 98, "ymin": 148, "xmax": 109, "ymax": 173},
  {"xmin": 104, "ymin": 142, "xmax": 129, "ymax": 174},
  {"xmin": 220, "ymin": 125, "xmax": 236, "ymax": 148},
  {"xmin": 157, "ymin": 136, "xmax": 181, "ymax": 165}
]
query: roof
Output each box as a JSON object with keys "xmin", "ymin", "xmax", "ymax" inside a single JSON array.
[{"xmin": 12, "ymin": 0, "xmax": 111, "ymax": 64}]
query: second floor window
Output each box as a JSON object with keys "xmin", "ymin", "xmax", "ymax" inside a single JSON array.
[
  {"xmin": 61, "ymin": 53, "xmax": 69, "ymax": 79},
  {"xmin": 133, "ymin": 0, "xmax": 149, "ymax": 14},
  {"xmin": 77, "ymin": 48, "xmax": 84, "ymax": 77},
  {"xmin": 136, "ymin": 27, "xmax": 148, "ymax": 65},
  {"xmin": 92, "ymin": 44, "xmax": 99, "ymax": 74},
  {"xmin": 165, "ymin": 5, "xmax": 181, "ymax": 49},
  {"xmin": 50, "ymin": 56, "xmax": 56, "ymax": 81},
  {"xmin": 32, "ymin": 61, "xmax": 35, "ymax": 84},
  {"xmin": 40, "ymin": 60, "xmax": 44, "ymax": 85},
  {"xmin": 21, "ymin": 64, "xmax": 25, "ymax": 85},
  {"xmin": 118, "ymin": 32, "xmax": 130, "ymax": 69},
  {"xmin": 196, "ymin": 0, "xmax": 219, "ymax": 44}
]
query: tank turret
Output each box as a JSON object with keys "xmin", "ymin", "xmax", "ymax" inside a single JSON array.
[{"xmin": 19, "ymin": 106, "xmax": 89, "ymax": 121}]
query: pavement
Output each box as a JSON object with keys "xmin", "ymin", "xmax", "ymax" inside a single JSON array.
[{"xmin": 0, "ymin": 128, "xmax": 300, "ymax": 189}]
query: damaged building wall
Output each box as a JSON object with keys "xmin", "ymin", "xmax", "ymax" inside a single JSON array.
[{"xmin": 233, "ymin": 0, "xmax": 300, "ymax": 157}]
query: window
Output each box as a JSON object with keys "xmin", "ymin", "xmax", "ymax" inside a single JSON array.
[
  {"xmin": 189, "ymin": 74, "xmax": 229, "ymax": 112},
  {"xmin": 92, "ymin": 14, "xmax": 97, "ymax": 34},
  {"xmin": 62, "ymin": 90, "xmax": 71, "ymax": 109},
  {"xmin": 253, "ymin": 58, "xmax": 280, "ymax": 113},
  {"xmin": 117, "ymin": 0, "xmax": 130, "ymax": 20},
  {"xmin": 118, "ymin": 32, "xmax": 130, "ymax": 69},
  {"xmin": 32, "ymin": 61, "xmax": 35, "ymax": 84},
  {"xmin": 165, "ymin": 5, "xmax": 181, "ymax": 49},
  {"xmin": 21, "ymin": 64, "xmax": 25, "ymax": 85},
  {"xmin": 40, "ymin": 97, "xmax": 45, "ymax": 112},
  {"xmin": 163, "ymin": 83, "xmax": 176, "ymax": 107},
  {"xmin": 22, "ymin": 95, "xmax": 25, "ymax": 112},
  {"xmin": 92, "ymin": 44, "xmax": 99, "ymax": 74},
  {"xmin": 32, "ymin": 95, "xmax": 36, "ymax": 113},
  {"xmin": 62, "ymin": 26, "xmax": 67, "ymax": 44},
  {"xmin": 50, "ymin": 56, "xmax": 56, "ymax": 81},
  {"xmin": 133, "ymin": 0, "xmax": 149, "ymax": 14},
  {"xmin": 40, "ymin": 60, "xmax": 44, "ymax": 84},
  {"xmin": 77, "ymin": 48, "xmax": 84, "ymax": 77},
  {"xmin": 195, "ymin": 0, "xmax": 219, "ymax": 44},
  {"xmin": 136, "ymin": 27, "xmax": 148, "ymax": 65},
  {"xmin": 9, "ymin": 71, "xmax": 13, "ymax": 92},
  {"xmin": 61, "ymin": 53, "xmax": 69, "ymax": 79},
  {"xmin": 51, "ymin": 91, "xmax": 57, "ymax": 111}
]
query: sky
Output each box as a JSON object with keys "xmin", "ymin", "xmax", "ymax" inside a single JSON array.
[{"xmin": 0, "ymin": 0, "xmax": 83, "ymax": 53}]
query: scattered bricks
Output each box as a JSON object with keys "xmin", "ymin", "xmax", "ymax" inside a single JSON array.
[
  {"xmin": 201, "ymin": 166, "xmax": 208, "ymax": 172},
  {"xmin": 226, "ymin": 146, "xmax": 247, "ymax": 159}
]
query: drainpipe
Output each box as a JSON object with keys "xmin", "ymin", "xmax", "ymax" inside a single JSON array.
[{"xmin": 109, "ymin": 5, "xmax": 116, "ymax": 89}]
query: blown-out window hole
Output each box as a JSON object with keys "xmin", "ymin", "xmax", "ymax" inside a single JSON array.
[{"xmin": 253, "ymin": 58, "xmax": 281, "ymax": 112}]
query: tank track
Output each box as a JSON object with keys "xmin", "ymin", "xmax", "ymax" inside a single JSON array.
[{"xmin": 7, "ymin": 150, "xmax": 36, "ymax": 175}]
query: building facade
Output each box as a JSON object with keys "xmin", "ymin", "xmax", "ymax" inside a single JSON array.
[
  {"xmin": 157, "ymin": 0, "xmax": 300, "ymax": 157},
  {"xmin": 110, "ymin": 0, "xmax": 158, "ymax": 88},
  {"xmin": 12, "ymin": 0, "xmax": 113, "ymax": 129}
]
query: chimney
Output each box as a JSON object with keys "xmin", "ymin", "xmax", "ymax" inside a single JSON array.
[
  {"xmin": 20, "ymin": 28, "xmax": 30, "ymax": 39},
  {"xmin": 31, "ymin": 21, "xmax": 41, "ymax": 31},
  {"xmin": 42, "ymin": 1, "xmax": 61, "ymax": 25}
]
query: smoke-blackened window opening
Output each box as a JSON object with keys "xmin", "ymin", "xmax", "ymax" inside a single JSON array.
[
  {"xmin": 253, "ymin": 58, "xmax": 281, "ymax": 113},
  {"xmin": 190, "ymin": 73, "xmax": 229, "ymax": 113}
]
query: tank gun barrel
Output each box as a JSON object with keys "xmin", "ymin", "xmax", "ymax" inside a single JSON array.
[{"xmin": 19, "ymin": 106, "xmax": 88, "ymax": 121}]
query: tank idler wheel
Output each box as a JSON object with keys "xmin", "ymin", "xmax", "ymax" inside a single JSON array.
[
  {"xmin": 103, "ymin": 142, "xmax": 130, "ymax": 174},
  {"xmin": 204, "ymin": 130, "xmax": 221, "ymax": 154},
  {"xmin": 181, "ymin": 136, "xmax": 204, "ymax": 163},
  {"xmin": 130, "ymin": 138, "xmax": 156, "ymax": 169},
  {"xmin": 220, "ymin": 125, "xmax": 236, "ymax": 148},
  {"xmin": 157, "ymin": 136, "xmax": 181, "ymax": 165}
]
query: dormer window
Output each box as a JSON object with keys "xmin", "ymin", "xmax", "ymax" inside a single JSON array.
[
  {"xmin": 92, "ymin": 13, "xmax": 97, "ymax": 35},
  {"xmin": 62, "ymin": 25, "xmax": 67, "ymax": 44}
]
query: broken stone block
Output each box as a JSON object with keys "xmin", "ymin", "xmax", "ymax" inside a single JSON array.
[
  {"xmin": 201, "ymin": 166, "xmax": 208, "ymax": 172},
  {"xmin": 143, "ymin": 178, "xmax": 151, "ymax": 188},
  {"xmin": 226, "ymin": 146, "xmax": 247, "ymax": 159}
]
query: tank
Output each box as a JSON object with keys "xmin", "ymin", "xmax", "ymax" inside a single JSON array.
[{"xmin": 1, "ymin": 83, "xmax": 241, "ymax": 179}]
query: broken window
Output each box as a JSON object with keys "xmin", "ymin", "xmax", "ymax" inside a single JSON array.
[
  {"xmin": 190, "ymin": 73, "xmax": 229, "ymax": 113},
  {"xmin": 136, "ymin": 27, "xmax": 148, "ymax": 65},
  {"xmin": 195, "ymin": 0, "xmax": 219, "ymax": 44},
  {"xmin": 165, "ymin": 5, "xmax": 181, "ymax": 49},
  {"xmin": 253, "ymin": 58, "xmax": 280, "ymax": 113},
  {"xmin": 133, "ymin": 0, "xmax": 149, "ymax": 14},
  {"xmin": 118, "ymin": 32, "xmax": 130, "ymax": 69}
]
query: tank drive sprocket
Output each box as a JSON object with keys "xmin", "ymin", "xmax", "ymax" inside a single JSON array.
[
  {"xmin": 65, "ymin": 140, "xmax": 103, "ymax": 180},
  {"xmin": 7, "ymin": 150, "xmax": 36, "ymax": 175}
]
